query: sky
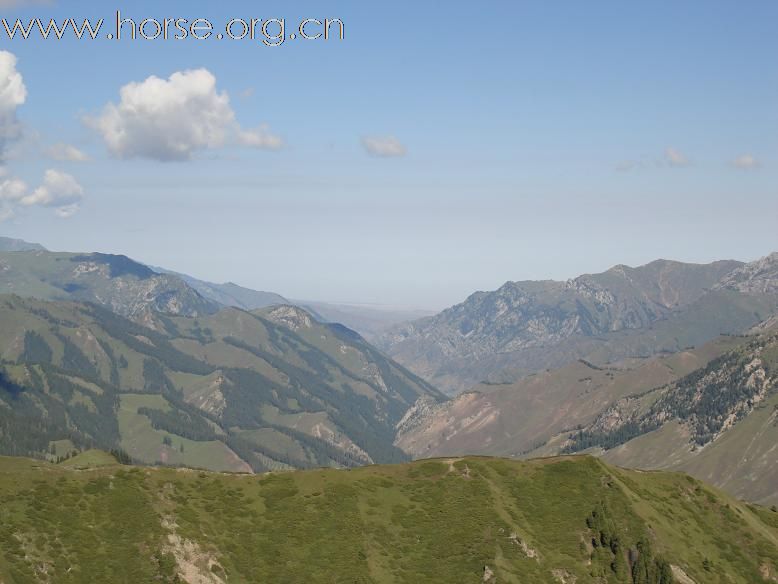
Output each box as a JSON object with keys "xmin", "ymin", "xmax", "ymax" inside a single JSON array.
[{"xmin": 0, "ymin": 0, "xmax": 776, "ymax": 309}]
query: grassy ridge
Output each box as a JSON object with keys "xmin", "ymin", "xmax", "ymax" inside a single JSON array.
[{"xmin": 0, "ymin": 454, "xmax": 776, "ymax": 583}]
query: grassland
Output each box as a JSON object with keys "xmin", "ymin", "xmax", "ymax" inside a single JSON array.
[{"xmin": 0, "ymin": 454, "xmax": 776, "ymax": 583}]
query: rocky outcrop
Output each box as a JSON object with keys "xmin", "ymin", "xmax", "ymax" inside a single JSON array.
[
  {"xmin": 263, "ymin": 305, "xmax": 314, "ymax": 331},
  {"xmin": 715, "ymin": 252, "xmax": 778, "ymax": 295}
]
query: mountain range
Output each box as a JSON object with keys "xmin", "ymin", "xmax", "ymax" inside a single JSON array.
[
  {"xmin": 378, "ymin": 255, "xmax": 778, "ymax": 394},
  {"xmin": 2, "ymin": 236, "xmax": 778, "ymax": 511},
  {"xmin": 0, "ymin": 294, "xmax": 442, "ymax": 471}
]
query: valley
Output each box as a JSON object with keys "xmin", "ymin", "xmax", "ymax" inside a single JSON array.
[{"xmin": 1, "ymin": 239, "xmax": 778, "ymax": 583}]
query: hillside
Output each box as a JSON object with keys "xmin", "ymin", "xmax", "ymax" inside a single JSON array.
[
  {"xmin": 398, "ymin": 324, "xmax": 778, "ymax": 505},
  {"xmin": 1, "ymin": 454, "xmax": 777, "ymax": 584},
  {"xmin": 379, "ymin": 256, "xmax": 778, "ymax": 394},
  {"xmin": 0, "ymin": 250, "xmax": 217, "ymax": 320},
  {"xmin": 560, "ymin": 327, "xmax": 778, "ymax": 505},
  {"xmin": 0, "ymin": 296, "xmax": 443, "ymax": 472},
  {"xmin": 396, "ymin": 335, "xmax": 744, "ymax": 460}
]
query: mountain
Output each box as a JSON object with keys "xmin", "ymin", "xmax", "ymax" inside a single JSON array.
[
  {"xmin": 379, "ymin": 256, "xmax": 778, "ymax": 394},
  {"xmin": 150, "ymin": 268, "xmax": 430, "ymax": 339},
  {"xmin": 0, "ymin": 295, "xmax": 443, "ymax": 472},
  {"xmin": 0, "ymin": 250, "xmax": 218, "ymax": 321},
  {"xmin": 398, "ymin": 321, "xmax": 778, "ymax": 506},
  {"xmin": 150, "ymin": 266, "xmax": 289, "ymax": 310},
  {"xmin": 0, "ymin": 236, "xmax": 46, "ymax": 252},
  {"xmin": 561, "ymin": 324, "xmax": 778, "ymax": 506},
  {"xmin": 396, "ymin": 335, "xmax": 743, "ymax": 459},
  {"xmin": 297, "ymin": 300, "xmax": 437, "ymax": 340},
  {"xmin": 2, "ymin": 454, "xmax": 777, "ymax": 584}
]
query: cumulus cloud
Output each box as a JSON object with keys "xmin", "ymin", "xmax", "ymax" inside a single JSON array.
[
  {"xmin": 0, "ymin": 176, "xmax": 28, "ymax": 202},
  {"xmin": 0, "ymin": 169, "xmax": 84, "ymax": 221},
  {"xmin": 89, "ymin": 68, "xmax": 282, "ymax": 161},
  {"xmin": 0, "ymin": 50, "xmax": 27, "ymax": 160},
  {"xmin": 361, "ymin": 136, "xmax": 407, "ymax": 158},
  {"xmin": 46, "ymin": 143, "xmax": 90, "ymax": 162},
  {"xmin": 733, "ymin": 154, "xmax": 760, "ymax": 170},
  {"xmin": 20, "ymin": 169, "xmax": 83, "ymax": 208},
  {"xmin": 664, "ymin": 147, "xmax": 690, "ymax": 167},
  {"xmin": 0, "ymin": 51, "xmax": 85, "ymax": 222}
]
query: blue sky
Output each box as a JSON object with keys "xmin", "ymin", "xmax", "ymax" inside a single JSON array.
[{"xmin": 0, "ymin": 0, "xmax": 776, "ymax": 308}]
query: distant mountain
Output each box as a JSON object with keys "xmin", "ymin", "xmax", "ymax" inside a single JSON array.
[
  {"xmin": 379, "ymin": 256, "xmax": 778, "ymax": 394},
  {"xmin": 0, "ymin": 250, "xmax": 217, "ymax": 321},
  {"xmin": 2, "ymin": 454, "xmax": 776, "ymax": 584},
  {"xmin": 151, "ymin": 266, "xmax": 289, "ymax": 310},
  {"xmin": 150, "ymin": 269, "xmax": 430, "ymax": 339},
  {"xmin": 296, "ymin": 301, "xmax": 436, "ymax": 340},
  {"xmin": 0, "ymin": 236, "xmax": 46, "ymax": 252},
  {"xmin": 0, "ymin": 296, "xmax": 444, "ymax": 471}
]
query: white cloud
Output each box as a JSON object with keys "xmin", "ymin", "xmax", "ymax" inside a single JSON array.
[
  {"xmin": 0, "ymin": 176, "xmax": 28, "ymax": 201},
  {"xmin": 361, "ymin": 136, "xmax": 407, "ymax": 158},
  {"xmin": 0, "ymin": 50, "xmax": 27, "ymax": 159},
  {"xmin": 664, "ymin": 147, "xmax": 690, "ymax": 167},
  {"xmin": 238, "ymin": 125, "xmax": 283, "ymax": 150},
  {"xmin": 20, "ymin": 169, "xmax": 83, "ymax": 208},
  {"xmin": 0, "ymin": 51, "xmax": 85, "ymax": 220},
  {"xmin": 0, "ymin": 169, "xmax": 84, "ymax": 219},
  {"xmin": 89, "ymin": 68, "xmax": 282, "ymax": 161},
  {"xmin": 733, "ymin": 154, "xmax": 760, "ymax": 170},
  {"xmin": 46, "ymin": 143, "xmax": 90, "ymax": 162}
]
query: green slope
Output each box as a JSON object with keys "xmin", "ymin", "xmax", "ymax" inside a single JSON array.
[
  {"xmin": 0, "ymin": 296, "xmax": 444, "ymax": 472},
  {"xmin": 0, "ymin": 455, "xmax": 776, "ymax": 583}
]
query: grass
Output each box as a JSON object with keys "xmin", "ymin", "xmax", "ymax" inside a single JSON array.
[
  {"xmin": 58, "ymin": 450, "xmax": 118, "ymax": 469},
  {"xmin": 117, "ymin": 394, "xmax": 248, "ymax": 473},
  {"xmin": 0, "ymin": 454, "xmax": 776, "ymax": 583}
]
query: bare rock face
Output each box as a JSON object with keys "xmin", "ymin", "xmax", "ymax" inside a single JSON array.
[
  {"xmin": 715, "ymin": 252, "xmax": 778, "ymax": 295},
  {"xmin": 263, "ymin": 305, "xmax": 314, "ymax": 331}
]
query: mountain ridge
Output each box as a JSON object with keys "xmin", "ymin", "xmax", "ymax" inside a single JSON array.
[
  {"xmin": 379, "ymin": 255, "xmax": 778, "ymax": 393},
  {"xmin": 0, "ymin": 295, "xmax": 444, "ymax": 472}
]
